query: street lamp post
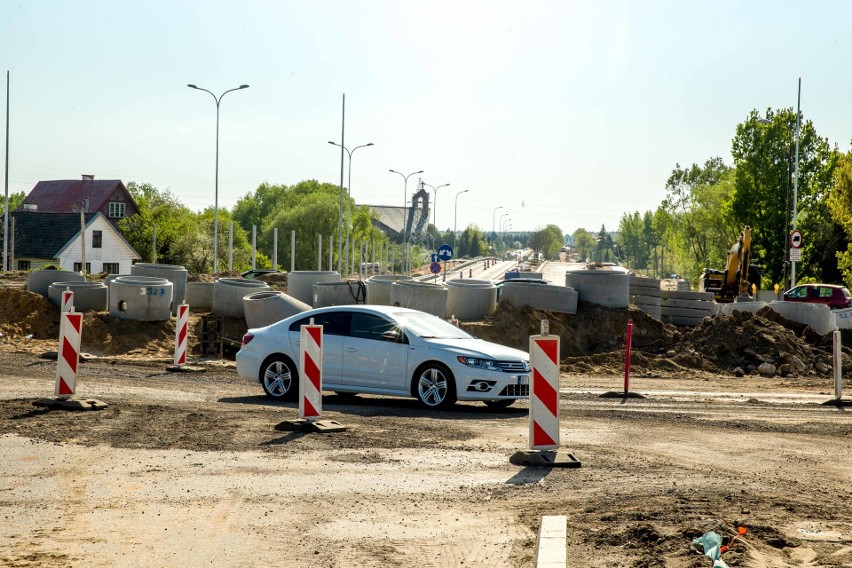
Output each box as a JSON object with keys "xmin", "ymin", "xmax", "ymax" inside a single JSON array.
[
  {"xmin": 329, "ymin": 141, "xmax": 373, "ymax": 277},
  {"xmin": 423, "ymin": 182, "xmax": 449, "ymax": 249},
  {"xmin": 791, "ymin": 78, "xmax": 802, "ymax": 288},
  {"xmin": 492, "ymin": 205, "xmax": 503, "ymax": 247},
  {"xmin": 453, "ymin": 189, "xmax": 469, "ymax": 240},
  {"xmin": 390, "ymin": 169, "xmax": 423, "ymax": 274},
  {"xmin": 187, "ymin": 83, "xmax": 249, "ymax": 274}
]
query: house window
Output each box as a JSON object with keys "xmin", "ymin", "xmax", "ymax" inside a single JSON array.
[
  {"xmin": 103, "ymin": 263, "xmax": 120, "ymax": 275},
  {"xmin": 108, "ymin": 202, "xmax": 126, "ymax": 218},
  {"xmin": 17, "ymin": 260, "xmax": 30, "ymax": 270},
  {"xmin": 73, "ymin": 262, "xmax": 92, "ymax": 273},
  {"xmin": 92, "ymin": 230, "xmax": 103, "ymax": 248}
]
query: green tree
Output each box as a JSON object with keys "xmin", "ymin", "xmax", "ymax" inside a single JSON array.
[
  {"xmin": 731, "ymin": 109, "xmax": 836, "ymax": 287},
  {"xmin": 827, "ymin": 150, "xmax": 852, "ymax": 287},
  {"xmin": 120, "ymin": 182, "xmax": 199, "ymax": 265},
  {"xmin": 573, "ymin": 228, "xmax": 595, "ymax": 261}
]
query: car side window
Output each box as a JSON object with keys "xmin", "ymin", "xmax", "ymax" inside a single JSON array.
[
  {"xmin": 350, "ymin": 313, "xmax": 403, "ymax": 343},
  {"xmin": 288, "ymin": 312, "xmax": 351, "ymax": 336},
  {"xmin": 818, "ymin": 287, "xmax": 833, "ymax": 298},
  {"xmin": 789, "ymin": 287, "xmax": 808, "ymax": 299}
]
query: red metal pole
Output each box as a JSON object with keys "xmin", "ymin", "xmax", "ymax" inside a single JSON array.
[{"xmin": 624, "ymin": 319, "xmax": 633, "ymax": 393}]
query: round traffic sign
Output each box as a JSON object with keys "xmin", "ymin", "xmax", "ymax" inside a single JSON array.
[
  {"xmin": 791, "ymin": 230, "xmax": 802, "ymax": 249},
  {"xmin": 437, "ymin": 244, "xmax": 454, "ymax": 261},
  {"xmin": 429, "ymin": 262, "xmax": 442, "ymax": 274}
]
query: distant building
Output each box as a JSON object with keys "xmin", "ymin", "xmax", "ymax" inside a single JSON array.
[
  {"xmin": 18, "ymin": 175, "xmax": 139, "ymax": 228},
  {"xmin": 3, "ymin": 211, "xmax": 140, "ymax": 273},
  {"xmin": 367, "ymin": 185, "xmax": 430, "ymax": 240}
]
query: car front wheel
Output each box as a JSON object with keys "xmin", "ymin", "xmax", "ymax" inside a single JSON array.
[
  {"xmin": 413, "ymin": 363, "xmax": 456, "ymax": 409},
  {"xmin": 260, "ymin": 356, "xmax": 297, "ymax": 401}
]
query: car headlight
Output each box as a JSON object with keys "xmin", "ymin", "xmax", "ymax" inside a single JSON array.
[{"xmin": 457, "ymin": 356, "xmax": 502, "ymax": 371}]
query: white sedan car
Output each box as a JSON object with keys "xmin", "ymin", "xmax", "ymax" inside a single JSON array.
[{"xmin": 236, "ymin": 305, "xmax": 530, "ymax": 409}]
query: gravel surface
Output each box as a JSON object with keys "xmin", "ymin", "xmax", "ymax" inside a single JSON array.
[{"xmin": 1, "ymin": 348, "xmax": 850, "ymax": 567}]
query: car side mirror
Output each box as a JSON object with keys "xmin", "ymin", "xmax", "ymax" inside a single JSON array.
[{"xmin": 381, "ymin": 329, "xmax": 401, "ymax": 342}]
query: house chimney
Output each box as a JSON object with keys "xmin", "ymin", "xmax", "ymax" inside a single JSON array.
[{"xmin": 82, "ymin": 174, "xmax": 95, "ymax": 181}]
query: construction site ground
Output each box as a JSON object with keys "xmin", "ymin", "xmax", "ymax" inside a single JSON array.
[{"xmin": 0, "ymin": 274, "xmax": 850, "ymax": 567}]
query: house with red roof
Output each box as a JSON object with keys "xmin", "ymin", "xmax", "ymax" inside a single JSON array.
[{"xmin": 17, "ymin": 175, "xmax": 139, "ymax": 228}]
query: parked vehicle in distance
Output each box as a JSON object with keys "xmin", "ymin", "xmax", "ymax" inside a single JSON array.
[
  {"xmin": 783, "ymin": 283, "xmax": 852, "ymax": 310},
  {"xmin": 241, "ymin": 269, "xmax": 282, "ymax": 280},
  {"xmin": 236, "ymin": 305, "xmax": 530, "ymax": 409}
]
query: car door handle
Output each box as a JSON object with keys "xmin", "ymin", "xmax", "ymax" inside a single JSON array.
[{"xmin": 345, "ymin": 347, "xmax": 357, "ymax": 352}]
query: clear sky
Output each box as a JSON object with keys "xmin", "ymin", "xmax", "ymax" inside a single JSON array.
[{"xmin": 2, "ymin": 0, "xmax": 851, "ymax": 236}]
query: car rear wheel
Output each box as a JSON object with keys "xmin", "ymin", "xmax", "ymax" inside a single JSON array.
[
  {"xmin": 260, "ymin": 356, "xmax": 297, "ymax": 401},
  {"xmin": 413, "ymin": 363, "xmax": 456, "ymax": 409},
  {"xmin": 484, "ymin": 399, "xmax": 516, "ymax": 410}
]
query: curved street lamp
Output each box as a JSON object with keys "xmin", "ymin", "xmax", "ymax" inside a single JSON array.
[
  {"xmin": 422, "ymin": 182, "xmax": 450, "ymax": 232},
  {"xmin": 329, "ymin": 141, "xmax": 373, "ymax": 276},
  {"xmin": 390, "ymin": 169, "xmax": 423, "ymax": 273},
  {"xmin": 492, "ymin": 205, "xmax": 503, "ymax": 238},
  {"xmin": 187, "ymin": 83, "xmax": 249, "ymax": 274},
  {"xmin": 453, "ymin": 189, "xmax": 469, "ymax": 238}
]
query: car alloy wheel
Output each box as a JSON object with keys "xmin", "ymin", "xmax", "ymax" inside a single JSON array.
[
  {"xmin": 414, "ymin": 363, "xmax": 456, "ymax": 409},
  {"xmin": 261, "ymin": 356, "xmax": 297, "ymax": 401}
]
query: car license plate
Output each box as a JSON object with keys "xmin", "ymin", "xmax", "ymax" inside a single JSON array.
[{"xmin": 517, "ymin": 375, "xmax": 529, "ymax": 386}]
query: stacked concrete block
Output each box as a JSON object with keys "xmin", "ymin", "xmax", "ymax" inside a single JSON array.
[
  {"xmin": 628, "ymin": 276, "xmax": 662, "ymax": 321},
  {"xmin": 660, "ymin": 278, "xmax": 691, "ymax": 291},
  {"xmin": 767, "ymin": 301, "xmax": 837, "ymax": 335},
  {"xmin": 660, "ymin": 290, "xmax": 715, "ymax": 326},
  {"xmin": 565, "ymin": 270, "xmax": 629, "ymax": 308}
]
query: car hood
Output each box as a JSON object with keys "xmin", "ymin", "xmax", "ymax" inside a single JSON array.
[{"xmin": 420, "ymin": 337, "xmax": 528, "ymax": 361}]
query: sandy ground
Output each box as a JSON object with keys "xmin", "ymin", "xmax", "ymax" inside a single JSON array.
[{"xmin": 1, "ymin": 348, "xmax": 850, "ymax": 568}]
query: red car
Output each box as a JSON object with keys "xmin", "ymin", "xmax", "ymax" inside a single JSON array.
[{"xmin": 783, "ymin": 284, "xmax": 852, "ymax": 310}]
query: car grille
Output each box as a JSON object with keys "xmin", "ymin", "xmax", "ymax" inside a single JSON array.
[
  {"xmin": 497, "ymin": 361, "xmax": 529, "ymax": 373},
  {"xmin": 499, "ymin": 384, "xmax": 529, "ymax": 397}
]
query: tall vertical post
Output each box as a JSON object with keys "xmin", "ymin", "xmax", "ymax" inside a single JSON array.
[
  {"xmin": 337, "ymin": 94, "xmax": 345, "ymax": 274},
  {"xmin": 318, "ymin": 234, "xmax": 322, "ymax": 271},
  {"xmin": 3, "ymin": 71, "xmax": 9, "ymax": 273},
  {"xmin": 273, "ymin": 228, "xmax": 278, "ymax": 271},
  {"xmin": 152, "ymin": 224, "xmax": 157, "ymax": 263},
  {"xmin": 228, "ymin": 221, "xmax": 234, "ymax": 272},
  {"xmin": 80, "ymin": 207, "xmax": 86, "ymax": 273},
  {"xmin": 251, "ymin": 225, "xmax": 256, "ymax": 270},
  {"xmin": 791, "ymin": 78, "xmax": 802, "ymax": 288},
  {"xmin": 328, "ymin": 235, "xmax": 333, "ymax": 271},
  {"xmin": 291, "ymin": 230, "xmax": 296, "ymax": 273}
]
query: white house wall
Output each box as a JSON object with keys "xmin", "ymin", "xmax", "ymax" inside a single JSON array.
[{"xmin": 57, "ymin": 216, "xmax": 139, "ymax": 274}]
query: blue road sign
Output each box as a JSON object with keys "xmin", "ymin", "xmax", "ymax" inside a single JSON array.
[
  {"xmin": 429, "ymin": 262, "xmax": 442, "ymax": 274},
  {"xmin": 431, "ymin": 253, "xmax": 439, "ymax": 263},
  {"xmin": 437, "ymin": 244, "xmax": 454, "ymax": 261}
]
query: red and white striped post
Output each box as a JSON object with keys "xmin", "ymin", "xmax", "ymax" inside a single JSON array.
[
  {"xmin": 529, "ymin": 320, "xmax": 560, "ymax": 450},
  {"xmin": 55, "ymin": 309, "xmax": 83, "ymax": 398},
  {"xmin": 61, "ymin": 289, "xmax": 74, "ymax": 313},
  {"xmin": 624, "ymin": 319, "xmax": 633, "ymax": 394},
  {"xmin": 174, "ymin": 302, "xmax": 189, "ymax": 366},
  {"xmin": 299, "ymin": 323, "xmax": 323, "ymax": 421}
]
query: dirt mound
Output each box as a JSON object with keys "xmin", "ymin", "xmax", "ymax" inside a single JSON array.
[
  {"xmin": 0, "ymin": 287, "xmax": 60, "ymax": 339},
  {"xmin": 464, "ymin": 301, "xmax": 677, "ymax": 359},
  {"xmin": 464, "ymin": 300, "xmax": 843, "ymax": 378}
]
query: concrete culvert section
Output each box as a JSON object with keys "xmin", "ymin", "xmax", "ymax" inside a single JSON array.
[
  {"xmin": 390, "ymin": 281, "xmax": 448, "ymax": 318},
  {"xmin": 131, "ymin": 263, "xmax": 188, "ymax": 315},
  {"xmin": 243, "ymin": 291, "xmax": 310, "ymax": 329},
  {"xmin": 445, "ymin": 279, "xmax": 497, "ymax": 321},
  {"xmin": 287, "ymin": 271, "xmax": 341, "ymax": 305},
  {"xmin": 500, "ymin": 282, "xmax": 578, "ymax": 314},
  {"xmin": 565, "ymin": 270, "xmax": 629, "ymax": 308},
  {"xmin": 767, "ymin": 301, "xmax": 837, "ymax": 335},
  {"xmin": 109, "ymin": 276, "xmax": 173, "ymax": 321},
  {"xmin": 212, "ymin": 278, "xmax": 269, "ymax": 319},
  {"xmin": 313, "ymin": 281, "xmax": 367, "ymax": 307},
  {"xmin": 365, "ymin": 275, "xmax": 414, "ymax": 305},
  {"xmin": 48, "ymin": 282, "xmax": 108, "ymax": 312},
  {"xmin": 185, "ymin": 282, "xmax": 215, "ymax": 310},
  {"xmin": 27, "ymin": 269, "xmax": 85, "ymax": 297}
]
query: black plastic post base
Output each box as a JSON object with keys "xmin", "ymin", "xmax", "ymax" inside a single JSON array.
[
  {"xmin": 821, "ymin": 398, "xmax": 852, "ymax": 407},
  {"xmin": 32, "ymin": 398, "xmax": 108, "ymax": 411},
  {"xmin": 509, "ymin": 450, "xmax": 582, "ymax": 468},
  {"xmin": 275, "ymin": 418, "xmax": 347, "ymax": 433},
  {"xmin": 600, "ymin": 391, "xmax": 645, "ymax": 399}
]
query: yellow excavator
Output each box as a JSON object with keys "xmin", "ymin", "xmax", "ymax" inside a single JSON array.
[{"xmin": 699, "ymin": 226, "xmax": 761, "ymax": 303}]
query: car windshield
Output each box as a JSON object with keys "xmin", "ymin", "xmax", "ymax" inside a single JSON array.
[{"xmin": 394, "ymin": 312, "xmax": 473, "ymax": 339}]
